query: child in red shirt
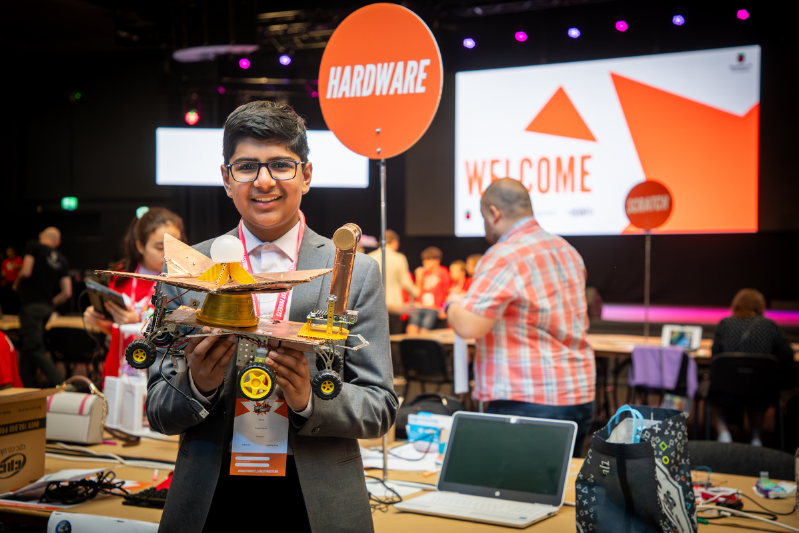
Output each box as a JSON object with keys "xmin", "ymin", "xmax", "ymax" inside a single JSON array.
[{"xmin": 407, "ymin": 247, "xmax": 450, "ymax": 333}]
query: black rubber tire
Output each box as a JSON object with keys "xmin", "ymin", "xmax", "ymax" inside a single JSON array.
[
  {"xmin": 315, "ymin": 352, "xmax": 343, "ymax": 374},
  {"xmin": 237, "ymin": 363, "xmax": 276, "ymax": 401},
  {"xmin": 312, "ymin": 370, "xmax": 342, "ymax": 401},
  {"xmin": 125, "ymin": 339, "xmax": 157, "ymax": 369}
]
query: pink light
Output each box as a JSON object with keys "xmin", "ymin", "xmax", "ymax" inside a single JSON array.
[
  {"xmin": 600, "ymin": 304, "xmax": 799, "ymax": 328},
  {"xmin": 184, "ymin": 109, "xmax": 199, "ymax": 126},
  {"xmin": 615, "ymin": 20, "xmax": 628, "ymax": 32},
  {"xmin": 238, "ymin": 58, "xmax": 250, "ymax": 69},
  {"xmin": 217, "ymin": 86, "xmax": 226, "ymax": 95},
  {"xmin": 515, "ymin": 31, "xmax": 527, "ymax": 42},
  {"xmin": 311, "ymin": 91, "xmax": 318, "ymax": 98},
  {"xmin": 737, "ymin": 9, "xmax": 749, "ymax": 20}
]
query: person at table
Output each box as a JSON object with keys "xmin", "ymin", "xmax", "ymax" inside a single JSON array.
[
  {"xmin": 448, "ymin": 259, "xmax": 471, "ymax": 295},
  {"xmin": 445, "ymin": 179, "xmax": 595, "ymax": 455},
  {"xmin": 13, "ymin": 227, "xmax": 71, "ymax": 387},
  {"xmin": 710, "ymin": 288, "xmax": 793, "ymax": 446},
  {"xmin": 368, "ymin": 229, "xmax": 419, "ymax": 333},
  {"xmin": 146, "ymin": 101, "xmax": 397, "ymax": 533},
  {"xmin": 84, "ymin": 207, "xmax": 184, "ymax": 379},
  {"xmin": 408, "ymin": 247, "xmax": 450, "ymax": 334}
]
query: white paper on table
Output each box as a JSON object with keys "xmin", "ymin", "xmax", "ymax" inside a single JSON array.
[
  {"xmin": 453, "ymin": 333, "xmax": 469, "ymax": 394},
  {"xmin": 365, "ymin": 478, "xmax": 424, "ymax": 498},
  {"xmin": 360, "ymin": 443, "xmax": 441, "ymax": 472},
  {"xmin": 0, "ymin": 468, "xmax": 109, "ymax": 499}
]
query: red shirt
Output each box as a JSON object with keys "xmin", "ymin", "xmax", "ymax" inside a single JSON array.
[
  {"xmin": 416, "ymin": 265, "xmax": 450, "ymax": 309},
  {"xmin": 1, "ymin": 257, "xmax": 22, "ymax": 285},
  {"xmin": 461, "ymin": 217, "xmax": 595, "ymax": 406},
  {"xmin": 103, "ymin": 265, "xmax": 157, "ymax": 380}
]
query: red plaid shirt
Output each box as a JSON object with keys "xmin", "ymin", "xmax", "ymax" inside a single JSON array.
[{"xmin": 461, "ymin": 217, "xmax": 595, "ymax": 406}]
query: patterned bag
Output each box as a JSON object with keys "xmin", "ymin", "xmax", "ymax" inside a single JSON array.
[{"xmin": 576, "ymin": 406, "xmax": 697, "ymax": 533}]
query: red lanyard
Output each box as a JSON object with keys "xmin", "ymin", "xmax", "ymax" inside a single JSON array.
[
  {"xmin": 130, "ymin": 264, "xmax": 157, "ymax": 317},
  {"xmin": 238, "ymin": 211, "xmax": 306, "ymax": 320}
]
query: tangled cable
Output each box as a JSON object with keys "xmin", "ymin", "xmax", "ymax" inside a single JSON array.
[{"xmin": 41, "ymin": 471, "xmax": 128, "ymax": 505}]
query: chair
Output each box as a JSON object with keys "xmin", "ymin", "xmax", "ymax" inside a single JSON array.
[
  {"xmin": 701, "ymin": 353, "xmax": 784, "ymax": 450},
  {"xmin": 399, "ymin": 339, "xmax": 451, "ymax": 398},
  {"xmin": 687, "ymin": 441, "xmax": 794, "ymax": 480},
  {"xmin": 46, "ymin": 327, "xmax": 104, "ymax": 384},
  {"xmin": 627, "ymin": 346, "xmax": 697, "ymax": 405}
]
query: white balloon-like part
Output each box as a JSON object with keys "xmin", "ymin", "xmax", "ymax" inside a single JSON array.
[{"xmin": 210, "ymin": 235, "xmax": 244, "ymax": 263}]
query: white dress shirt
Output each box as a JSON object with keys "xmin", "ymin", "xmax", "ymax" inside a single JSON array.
[{"xmin": 189, "ymin": 220, "xmax": 314, "ymax": 419}]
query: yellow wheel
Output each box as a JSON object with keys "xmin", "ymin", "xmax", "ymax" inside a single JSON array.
[
  {"xmin": 238, "ymin": 363, "xmax": 276, "ymax": 401},
  {"xmin": 125, "ymin": 339, "xmax": 156, "ymax": 369},
  {"xmin": 312, "ymin": 370, "xmax": 342, "ymax": 400}
]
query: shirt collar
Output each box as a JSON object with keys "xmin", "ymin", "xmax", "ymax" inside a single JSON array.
[
  {"xmin": 240, "ymin": 220, "xmax": 301, "ymax": 262},
  {"xmin": 497, "ymin": 216, "xmax": 541, "ymax": 244}
]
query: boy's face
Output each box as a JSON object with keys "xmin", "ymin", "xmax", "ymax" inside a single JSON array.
[
  {"xmin": 422, "ymin": 258, "xmax": 440, "ymax": 270},
  {"xmin": 221, "ymin": 137, "xmax": 312, "ymax": 241},
  {"xmin": 450, "ymin": 264, "xmax": 464, "ymax": 281}
]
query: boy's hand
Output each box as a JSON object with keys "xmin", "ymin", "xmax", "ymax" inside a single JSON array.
[
  {"xmin": 266, "ymin": 346, "xmax": 311, "ymax": 412},
  {"xmin": 186, "ymin": 327, "xmax": 237, "ymax": 395}
]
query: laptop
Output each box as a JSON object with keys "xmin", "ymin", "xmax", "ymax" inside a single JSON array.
[
  {"xmin": 394, "ymin": 412, "xmax": 577, "ymax": 528},
  {"xmin": 661, "ymin": 324, "xmax": 703, "ymax": 351}
]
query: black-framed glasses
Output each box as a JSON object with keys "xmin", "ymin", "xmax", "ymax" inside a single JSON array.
[{"xmin": 226, "ymin": 159, "xmax": 307, "ymax": 182}]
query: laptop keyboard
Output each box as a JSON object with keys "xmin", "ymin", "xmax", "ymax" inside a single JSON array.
[{"xmin": 421, "ymin": 492, "xmax": 547, "ymax": 516}]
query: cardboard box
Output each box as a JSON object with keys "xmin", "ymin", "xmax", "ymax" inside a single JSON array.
[{"xmin": 0, "ymin": 388, "xmax": 58, "ymax": 493}]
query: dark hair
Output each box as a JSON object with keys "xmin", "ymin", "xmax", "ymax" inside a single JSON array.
[
  {"xmin": 421, "ymin": 247, "xmax": 443, "ymax": 261},
  {"xmin": 222, "ymin": 101, "xmax": 310, "ymax": 164},
  {"xmin": 118, "ymin": 208, "xmax": 185, "ymax": 272},
  {"xmin": 731, "ymin": 288, "xmax": 766, "ymax": 318}
]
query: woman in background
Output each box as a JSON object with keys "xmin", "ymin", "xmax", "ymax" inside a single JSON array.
[
  {"xmin": 84, "ymin": 207, "xmax": 184, "ymax": 378},
  {"xmin": 711, "ymin": 288, "xmax": 793, "ymax": 446}
]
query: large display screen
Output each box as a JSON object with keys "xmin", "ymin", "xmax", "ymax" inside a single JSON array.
[
  {"xmin": 156, "ymin": 128, "xmax": 369, "ymax": 188},
  {"xmin": 455, "ymin": 46, "xmax": 761, "ymax": 236}
]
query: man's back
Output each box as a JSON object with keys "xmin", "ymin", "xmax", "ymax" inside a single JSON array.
[
  {"xmin": 461, "ymin": 217, "xmax": 595, "ymax": 406},
  {"xmin": 19, "ymin": 241, "xmax": 69, "ymax": 305}
]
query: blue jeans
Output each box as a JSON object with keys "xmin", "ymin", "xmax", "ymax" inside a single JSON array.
[
  {"xmin": 486, "ymin": 400, "xmax": 594, "ymax": 457},
  {"xmin": 407, "ymin": 308, "xmax": 440, "ymax": 330}
]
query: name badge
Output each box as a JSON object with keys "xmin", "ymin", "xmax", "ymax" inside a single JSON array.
[{"xmin": 230, "ymin": 397, "xmax": 289, "ymax": 477}]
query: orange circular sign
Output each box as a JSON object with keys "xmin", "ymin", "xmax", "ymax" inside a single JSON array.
[
  {"xmin": 319, "ymin": 3, "xmax": 443, "ymax": 160},
  {"xmin": 625, "ymin": 180, "xmax": 673, "ymax": 230}
]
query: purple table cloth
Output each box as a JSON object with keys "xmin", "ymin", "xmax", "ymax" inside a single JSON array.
[{"xmin": 628, "ymin": 345, "xmax": 698, "ymax": 399}]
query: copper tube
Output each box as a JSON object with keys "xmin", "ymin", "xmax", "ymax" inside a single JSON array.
[{"xmin": 329, "ymin": 223, "xmax": 361, "ymax": 316}]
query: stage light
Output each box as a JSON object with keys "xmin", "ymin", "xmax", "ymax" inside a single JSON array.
[
  {"xmin": 239, "ymin": 58, "xmax": 250, "ymax": 69},
  {"xmin": 672, "ymin": 15, "xmax": 685, "ymax": 26},
  {"xmin": 311, "ymin": 91, "xmax": 319, "ymax": 98},
  {"xmin": 74, "ymin": 92, "xmax": 82, "ymax": 100},
  {"xmin": 737, "ymin": 9, "xmax": 749, "ymax": 20},
  {"xmin": 463, "ymin": 38, "xmax": 476, "ymax": 49},
  {"xmin": 568, "ymin": 28, "xmax": 581, "ymax": 38},
  {"xmin": 185, "ymin": 109, "xmax": 200, "ymax": 126},
  {"xmin": 217, "ymin": 86, "xmax": 226, "ymax": 95},
  {"xmin": 615, "ymin": 20, "xmax": 628, "ymax": 32},
  {"xmin": 515, "ymin": 31, "xmax": 527, "ymax": 42},
  {"xmin": 279, "ymin": 55, "xmax": 291, "ymax": 66}
]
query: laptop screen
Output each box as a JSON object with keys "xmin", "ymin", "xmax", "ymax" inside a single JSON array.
[{"xmin": 438, "ymin": 413, "xmax": 576, "ymax": 506}]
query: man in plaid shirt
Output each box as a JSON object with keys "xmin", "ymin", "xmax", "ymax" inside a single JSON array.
[{"xmin": 446, "ymin": 179, "xmax": 595, "ymax": 454}]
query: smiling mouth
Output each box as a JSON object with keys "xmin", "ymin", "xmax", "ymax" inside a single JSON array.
[{"xmin": 251, "ymin": 195, "xmax": 282, "ymax": 206}]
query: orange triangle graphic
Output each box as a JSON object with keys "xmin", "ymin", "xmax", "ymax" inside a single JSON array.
[{"xmin": 525, "ymin": 87, "xmax": 596, "ymax": 142}]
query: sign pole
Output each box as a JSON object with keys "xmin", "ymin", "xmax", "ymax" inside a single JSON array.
[
  {"xmin": 644, "ymin": 230, "xmax": 651, "ymax": 340},
  {"xmin": 379, "ymin": 158, "xmax": 389, "ymax": 482}
]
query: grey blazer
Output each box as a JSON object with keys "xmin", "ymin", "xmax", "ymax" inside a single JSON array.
[{"xmin": 146, "ymin": 226, "xmax": 398, "ymax": 532}]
